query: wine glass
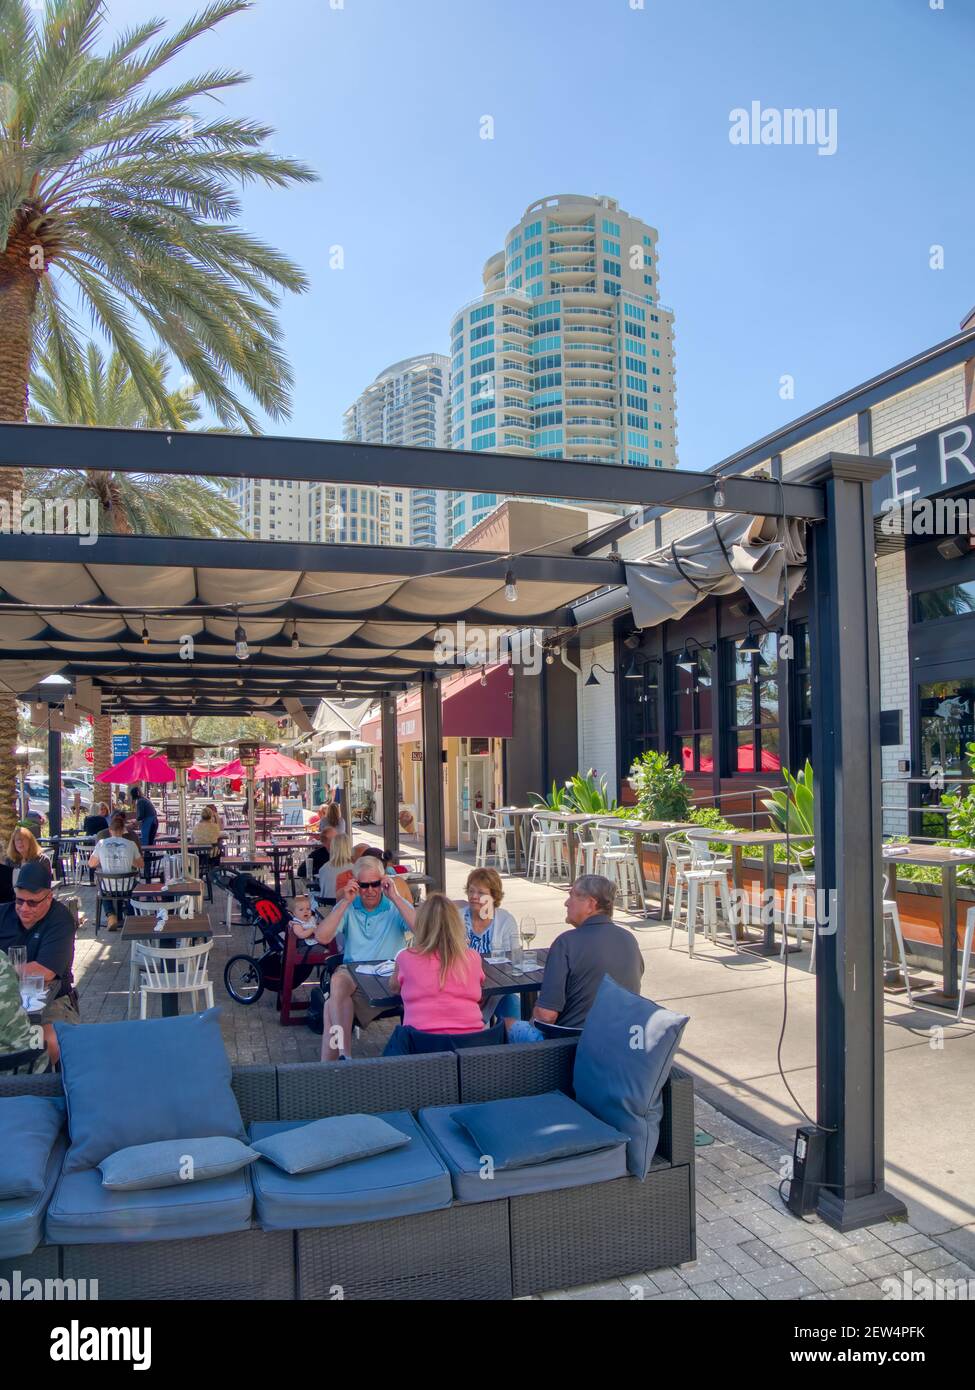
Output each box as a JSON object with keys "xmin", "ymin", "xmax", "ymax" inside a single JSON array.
[{"xmin": 520, "ymin": 916, "xmax": 537, "ymax": 969}]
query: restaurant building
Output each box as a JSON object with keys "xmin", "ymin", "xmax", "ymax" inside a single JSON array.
[{"xmin": 567, "ymin": 314, "xmax": 975, "ymax": 835}]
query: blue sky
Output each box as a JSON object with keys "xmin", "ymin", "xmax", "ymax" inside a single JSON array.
[{"xmin": 105, "ymin": 0, "xmax": 973, "ymax": 472}]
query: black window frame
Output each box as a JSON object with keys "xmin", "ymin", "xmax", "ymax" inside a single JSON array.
[{"xmin": 722, "ymin": 633, "xmax": 781, "ymax": 775}]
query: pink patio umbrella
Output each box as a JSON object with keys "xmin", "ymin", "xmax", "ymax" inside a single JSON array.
[
  {"xmin": 210, "ymin": 748, "xmax": 315, "ymax": 780},
  {"xmin": 95, "ymin": 747, "xmax": 175, "ymax": 784}
]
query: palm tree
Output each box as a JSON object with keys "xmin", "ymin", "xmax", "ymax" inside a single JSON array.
[
  {"xmin": 0, "ymin": 0, "xmax": 315, "ymax": 837},
  {"xmin": 27, "ymin": 342, "xmax": 244, "ymax": 537}
]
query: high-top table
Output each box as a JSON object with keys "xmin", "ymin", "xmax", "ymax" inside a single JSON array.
[
  {"xmin": 883, "ymin": 843, "xmax": 975, "ymax": 1010},
  {"xmin": 591, "ymin": 818, "xmax": 699, "ymax": 922},
  {"xmin": 493, "ymin": 807, "xmax": 536, "ymax": 873},
  {"xmin": 695, "ymin": 829, "xmax": 814, "ymax": 957},
  {"xmin": 528, "ymin": 810, "xmax": 601, "ymax": 881},
  {"xmin": 349, "ymin": 949, "xmax": 549, "ymax": 1023}
]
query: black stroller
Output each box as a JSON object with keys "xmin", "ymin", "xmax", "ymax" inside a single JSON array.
[{"xmin": 215, "ymin": 869, "xmax": 324, "ymax": 1006}]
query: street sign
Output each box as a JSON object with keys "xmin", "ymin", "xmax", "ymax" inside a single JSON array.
[
  {"xmin": 411, "ymin": 751, "xmax": 423, "ymax": 762},
  {"xmin": 84, "ymin": 747, "xmax": 94, "ymax": 764},
  {"xmin": 112, "ymin": 734, "xmax": 131, "ymax": 761}
]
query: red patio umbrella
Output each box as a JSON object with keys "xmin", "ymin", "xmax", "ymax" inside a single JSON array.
[
  {"xmin": 94, "ymin": 747, "xmax": 175, "ymax": 784},
  {"xmin": 210, "ymin": 748, "xmax": 315, "ymax": 780}
]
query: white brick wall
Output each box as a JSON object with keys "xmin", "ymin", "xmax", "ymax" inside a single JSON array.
[
  {"xmin": 877, "ymin": 550, "xmax": 911, "ymax": 835},
  {"xmin": 579, "ymin": 636, "xmax": 618, "ymax": 797},
  {"xmin": 870, "ymin": 366, "xmax": 967, "ymax": 455},
  {"xmin": 781, "ymin": 417, "xmax": 859, "ymax": 474}
]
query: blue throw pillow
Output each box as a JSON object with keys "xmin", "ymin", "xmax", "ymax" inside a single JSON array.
[
  {"xmin": 99, "ymin": 1137, "xmax": 259, "ymax": 1191},
  {"xmin": 56, "ymin": 1008, "xmax": 245, "ymax": 1174},
  {"xmin": 573, "ymin": 976, "xmax": 689, "ymax": 1179},
  {"xmin": 249, "ymin": 1114, "xmax": 411, "ymax": 1174},
  {"xmin": 0, "ymin": 1096, "xmax": 65, "ymax": 1199},
  {"xmin": 451, "ymin": 1091, "xmax": 627, "ymax": 1170}
]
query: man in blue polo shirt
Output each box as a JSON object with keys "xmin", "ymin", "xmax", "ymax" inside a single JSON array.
[{"xmin": 314, "ymin": 856, "xmax": 416, "ymax": 1061}]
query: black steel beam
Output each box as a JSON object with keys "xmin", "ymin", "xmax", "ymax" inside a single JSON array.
[
  {"xmin": 381, "ymin": 697, "xmax": 399, "ymax": 860},
  {"xmin": 420, "ymin": 674, "xmax": 445, "ymax": 892},
  {"xmin": 0, "ymin": 421, "xmax": 825, "ymax": 520},
  {"xmin": 801, "ymin": 453, "xmax": 907, "ymax": 1232},
  {"xmin": 47, "ymin": 725, "xmax": 62, "ymax": 838}
]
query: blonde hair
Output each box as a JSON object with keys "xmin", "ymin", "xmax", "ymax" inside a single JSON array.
[
  {"xmin": 199, "ymin": 806, "xmax": 215, "ymax": 823},
  {"xmin": 410, "ymin": 892, "xmax": 469, "ymax": 989},
  {"xmin": 329, "ymin": 834, "xmax": 354, "ymax": 870},
  {"xmin": 466, "ymin": 867, "xmax": 503, "ymax": 908},
  {"xmin": 291, "ymin": 893, "xmax": 311, "ymax": 910},
  {"xmin": 8, "ymin": 826, "xmax": 41, "ymax": 865},
  {"xmin": 323, "ymin": 802, "xmax": 342, "ymax": 829}
]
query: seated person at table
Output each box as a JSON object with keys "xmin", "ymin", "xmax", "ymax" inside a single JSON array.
[
  {"xmin": 5, "ymin": 827, "xmax": 52, "ymax": 888},
  {"xmin": 353, "ymin": 845, "xmax": 412, "ymax": 905},
  {"xmin": 288, "ymin": 893, "xmax": 321, "ymax": 941},
  {"xmin": 0, "ymin": 861, "xmax": 79, "ymax": 1063},
  {"xmin": 191, "ymin": 805, "xmax": 222, "ymax": 847},
  {"xmin": 313, "ymin": 857, "xmax": 416, "ymax": 1062},
  {"xmin": 83, "ymin": 802, "xmax": 111, "ymax": 836},
  {"xmin": 385, "ymin": 894, "xmax": 484, "ymax": 1044},
  {"xmin": 316, "ymin": 801, "xmax": 346, "ymax": 836},
  {"xmin": 89, "ymin": 813, "xmax": 143, "ymax": 929},
  {"xmin": 507, "ymin": 874, "xmax": 644, "ymax": 1043},
  {"xmin": 317, "ymin": 834, "xmax": 354, "ymax": 905},
  {"xmin": 0, "ymin": 948, "xmax": 37, "ymax": 1061},
  {"xmin": 455, "ymin": 867, "xmax": 520, "ymax": 1024}
]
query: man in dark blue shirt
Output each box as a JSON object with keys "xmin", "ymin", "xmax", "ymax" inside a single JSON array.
[
  {"xmin": 129, "ymin": 785, "xmax": 158, "ymax": 845},
  {"xmin": 0, "ymin": 861, "xmax": 79, "ymax": 1061}
]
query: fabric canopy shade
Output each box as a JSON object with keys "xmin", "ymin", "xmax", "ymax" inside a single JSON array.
[
  {"xmin": 624, "ymin": 514, "xmax": 806, "ymax": 630},
  {"xmin": 210, "ymin": 748, "xmax": 315, "ymax": 780},
  {"xmin": 95, "ymin": 747, "xmax": 175, "ymax": 784}
]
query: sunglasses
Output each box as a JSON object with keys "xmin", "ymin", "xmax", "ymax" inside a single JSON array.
[
  {"xmin": 15, "ymin": 892, "xmax": 52, "ymax": 908},
  {"xmin": 358, "ymin": 880, "xmax": 383, "ymax": 889}
]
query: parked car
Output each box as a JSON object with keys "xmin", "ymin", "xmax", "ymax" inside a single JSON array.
[{"xmin": 23, "ymin": 779, "xmax": 91, "ymax": 820}]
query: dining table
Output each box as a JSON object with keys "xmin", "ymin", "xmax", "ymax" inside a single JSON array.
[
  {"xmin": 883, "ymin": 842, "xmax": 975, "ymax": 1010},
  {"xmin": 694, "ymin": 829, "xmax": 815, "ymax": 956},
  {"xmin": 590, "ymin": 818, "xmax": 700, "ymax": 922},
  {"xmin": 348, "ymin": 948, "xmax": 549, "ymax": 1023},
  {"xmin": 492, "ymin": 807, "xmax": 537, "ymax": 873}
]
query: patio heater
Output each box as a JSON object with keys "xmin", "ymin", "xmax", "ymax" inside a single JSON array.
[
  {"xmin": 161, "ymin": 739, "xmax": 199, "ymax": 868},
  {"xmin": 236, "ymin": 739, "xmax": 261, "ymax": 859},
  {"xmin": 320, "ymin": 740, "xmax": 369, "ymax": 827}
]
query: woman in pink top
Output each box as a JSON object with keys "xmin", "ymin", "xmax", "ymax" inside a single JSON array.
[{"xmin": 390, "ymin": 893, "xmax": 485, "ymax": 1034}]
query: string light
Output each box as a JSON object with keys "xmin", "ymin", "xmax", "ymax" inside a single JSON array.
[
  {"xmin": 234, "ymin": 617, "xmax": 249, "ymax": 660},
  {"xmin": 503, "ymin": 567, "xmax": 518, "ymax": 603},
  {"xmin": 140, "ymin": 617, "xmax": 149, "ymax": 645}
]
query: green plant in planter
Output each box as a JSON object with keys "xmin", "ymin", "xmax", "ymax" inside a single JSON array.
[
  {"xmin": 564, "ymin": 772, "xmax": 618, "ymax": 815},
  {"xmin": 628, "ymin": 750, "xmax": 692, "ymax": 823},
  {"xmin": 761, "ymin": 759, "xmax": 815, "ymax": 868},
  {"xmin": 687, "ymin": 804, "xmax": 737, "ymax": 854},
  {"xmin": 530, "ymin": 780, "xmax": 570, "ymax": 811},
  {"xmin": 941, "ymin": 742, "xmax": 975, "ymax": 849}
]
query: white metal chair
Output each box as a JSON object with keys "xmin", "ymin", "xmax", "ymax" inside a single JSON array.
[
  {"xmin": 126, "ymin": 897, "xmax": 195, "ymax": 1018},
  {"xmin": 137, "ymin": 939, "xmax": 214, "ymax": 1018},
  {"xmin": 473, "ymin": 811, "xmax": 510, "ymax": 873},
  {"xmin": 669, "ymin": 832, "xmax": 738, "ymax": 958},
  {"xmin": 527, "ymin": 815, "xmax": 568, "ymax": 884},
  {"xmin": 594, "ymin": 827, "xmax": 646, "ymax": 913},
  {"xmin": 163, "ymin": 851, "xmax": 199, "ymax": 884}
]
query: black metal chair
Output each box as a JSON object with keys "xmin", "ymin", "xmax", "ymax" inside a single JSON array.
[
  {"xmin": 0, "ymin": 1045, "xmax": 48, "ymax": 1074},
  {"xmin": 94, "ymin": 871, "xmax": 139, "ymax": 934},
  {"xmin": 193, "ymin": 844, "xmax": 220, "ymax": 902}
]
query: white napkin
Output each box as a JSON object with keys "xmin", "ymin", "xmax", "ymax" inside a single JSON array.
[
  {"xmin": 486, "ymin": 955, "xmax": 510, "ymax": 965},
  {"xmin": 884, "ymin": 845, "xmax": 909, "ymax": 855}
]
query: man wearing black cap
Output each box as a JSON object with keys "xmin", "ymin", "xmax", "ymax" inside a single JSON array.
[{"xmin": 0, "ymin": 860, "xmax": 79, "ymax": 1062}]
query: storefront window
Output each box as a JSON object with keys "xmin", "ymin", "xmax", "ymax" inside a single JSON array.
[
  {"xmin": 792, "ymin": 622, "xmax": 812, "ymax": 768},
  {"xmin": 724, "ymin": 634, "xmax": 780, "ymax": 773},
  {"xmin": 619, "ymin": 658, "xmax": 660, "ymax": 776},
  {"xmin": 668, "ymin": 649, "xmax": 713, "ymax": 772},
  {"xmin": 918, "ymin": 680, "xmax": 975, "ymax": 776},
  {"xmin": 914, "ymin": 582, "xmax": 975, "ymax": 622}
]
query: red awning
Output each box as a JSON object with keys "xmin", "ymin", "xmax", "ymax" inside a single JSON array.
[{"xmin": 359, "ymin": 664, "xmax": 513, "ymax": 744}]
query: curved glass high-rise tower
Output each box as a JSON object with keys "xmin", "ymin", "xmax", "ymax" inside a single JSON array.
[{"xmin": 447, "ymin": 194, "xmax": 677, "ymax": 545}]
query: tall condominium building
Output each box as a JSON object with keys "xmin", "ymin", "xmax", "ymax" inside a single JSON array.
[
  {"xmin": 227, "ymin": 477, "xmax": 305, "ymax": 541},
  {"xmin": 338, "ymin": 353, "xmax": 451, "ymax": 548},
  {"xmin": 447, "ymin": 193, "xmax": 677, "ymax": 544}
]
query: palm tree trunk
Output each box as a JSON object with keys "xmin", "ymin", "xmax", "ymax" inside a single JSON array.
[
  {"xmin": 93, "ymin": 715, "xmax": 114, "ymax": 784},
  {"xmin": 130, "ymin": 715, "xmax": 143, "ymax": 753},
  {"xmin": 0, "ymin": 254, "xmax": 39, "ymax": 846}
]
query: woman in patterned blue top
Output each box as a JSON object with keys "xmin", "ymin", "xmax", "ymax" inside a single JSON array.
[{"xmin": 456, "ymin": 868, "xmax": 520, "ymax": 1023}]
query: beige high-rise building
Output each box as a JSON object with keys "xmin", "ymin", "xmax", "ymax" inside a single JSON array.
[{"xmin": 447, "ymin": 193, "xmax": 677, "ymax": 544}]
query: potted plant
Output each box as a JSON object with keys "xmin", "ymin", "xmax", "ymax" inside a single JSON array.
[
  {"xmin": 627, "ymin": 750, "xmax": 692, "ymax": 823},
  {"xmin": 761, "ymin": 759, "xmax": 815, "ymax": 867}
]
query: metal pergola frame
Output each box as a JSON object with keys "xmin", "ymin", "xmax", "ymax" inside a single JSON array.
[{"xmin": 0, "ymin": 421, "xmax": 904, "ymax": 1233}]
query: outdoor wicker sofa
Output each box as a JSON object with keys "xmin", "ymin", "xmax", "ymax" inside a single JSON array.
[{"xmin": 0, "ymin": 1039, "xmax": 695, "ymax": 1301}]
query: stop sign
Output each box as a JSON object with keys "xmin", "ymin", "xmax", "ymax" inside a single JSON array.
[{"xmin": 84, "ymin": 747, "xmax": 94, "ymax": 764}]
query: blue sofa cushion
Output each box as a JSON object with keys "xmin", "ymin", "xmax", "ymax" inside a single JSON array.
[
  {"xmin": 0, "ymin": 1096, "xmax": 66, "ymax": 1198},
  {"xmin": 0, "ymin": 1134, "xmax": 67, "ymax": 1259},
  {"xmin": 45, "ymin": 1166, "xmax": 253, "ymax": 1244},
  {"xmin": 248, "ymin": 1111, "xmax": 451, "ymax": 1230},
  {"xmin": 573, "ymin": 976, "xmax": 689, "ymax": 1178},
  {"xmin": 250, "ymin": 1114, "xmax": 408, "ymax": 1174},
  {"xmin": 418, "ymin": 1104, "xmax": 627, "ymax": 1203},
  {"xmin": 55, "ymin": 1009, "xmax": 245, "ymax": 1174},
  {"xmin": 451, "ymin": 1091, "xmax": 627, "ymax": 1170},
  {"xmin": 99, "ymin": 1137, "xmax": 259, "ymax": 1191}
]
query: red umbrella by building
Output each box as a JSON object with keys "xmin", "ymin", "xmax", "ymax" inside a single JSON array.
[
  {"xmin": 210, "ymin": 749, "xmax": 315, "ymax": 780},
  {"xmin": 94, "ymin": 747, "xmax": 175, "ymax": 784}
]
